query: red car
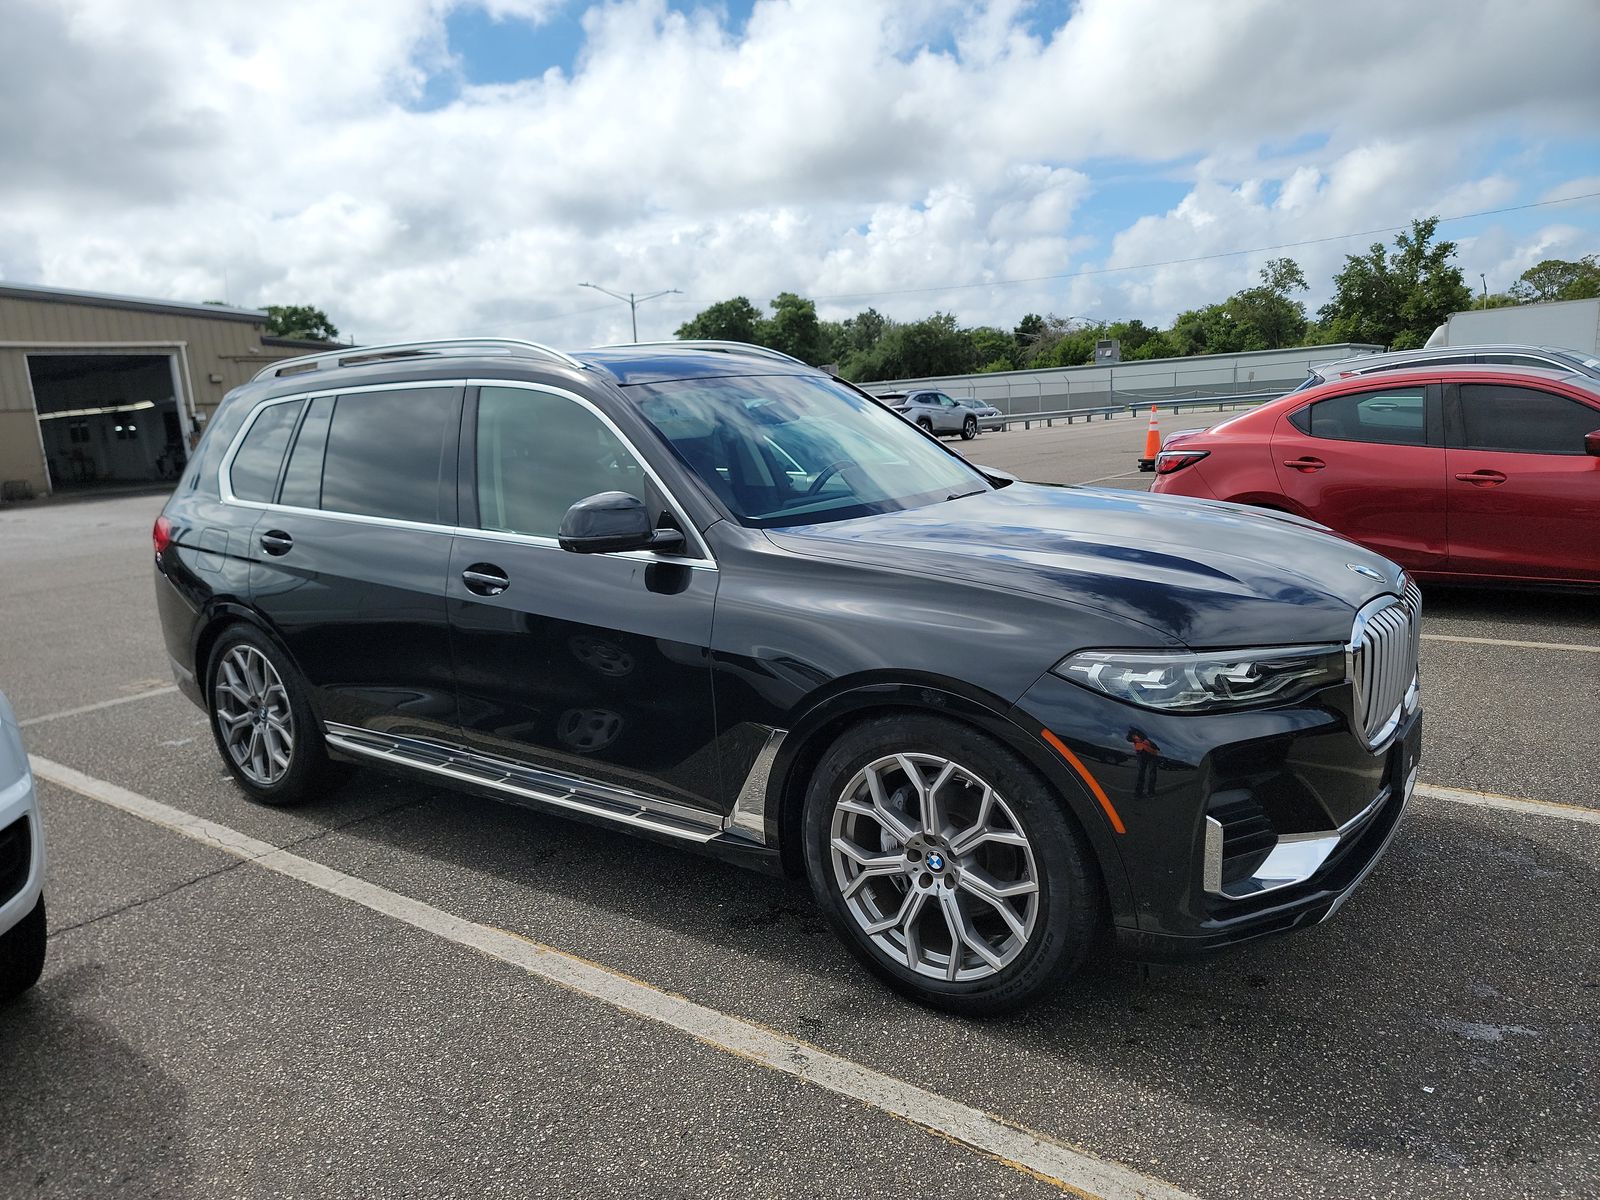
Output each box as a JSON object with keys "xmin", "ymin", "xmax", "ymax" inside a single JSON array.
[{"xmin": 1150, "ymin": 366, "xmax": 1600, "ymax": 585}]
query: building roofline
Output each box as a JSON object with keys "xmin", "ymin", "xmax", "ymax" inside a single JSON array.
[{"xmin": 0, "ymin": 280, "xmax": 268, "ymax": 323}]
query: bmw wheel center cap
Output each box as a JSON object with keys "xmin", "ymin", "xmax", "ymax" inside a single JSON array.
[{"xmin": 927, "ymin": 852, "xmax": 945, "ymax": 871}]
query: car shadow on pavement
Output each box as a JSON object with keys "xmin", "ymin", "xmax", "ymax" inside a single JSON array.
[
  {"xmin": 1420, "ymin": 582, "xmax": 1600, "ymax": 632},
  {"xmin": 0, "ymin": 964, "xmax": 195, "ymax": 1196},
  {"xmin": 301, "ymin": 769, "xmax": 1599, "ymax": 1184}
]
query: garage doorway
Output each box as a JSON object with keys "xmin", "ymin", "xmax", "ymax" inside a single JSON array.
[{"xmin": 28, "ymin": 353, "xmax": 190, "ymax": 492}]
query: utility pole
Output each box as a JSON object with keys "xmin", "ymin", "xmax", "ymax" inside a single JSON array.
[
  {"xmin": 578, "ymin": 283, "xmax": 682, "ymax": 342},
  {"xmin": 1480, "ymin": 274, "xmax": 1489, "ymax": 308}
]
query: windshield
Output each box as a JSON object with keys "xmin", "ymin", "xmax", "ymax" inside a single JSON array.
[{"xmin": 630, "ymin": 373, "xmax": 988, "ymax": 527}]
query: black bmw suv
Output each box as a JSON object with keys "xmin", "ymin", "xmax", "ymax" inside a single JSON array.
[{"xmin": 154, "ymin": 338, "xmax": 1421, "ymax": 1013}]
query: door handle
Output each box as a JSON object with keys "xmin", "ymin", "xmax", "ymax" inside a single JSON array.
[
  {"xmin": 1282, "ymin": 457, "xmax": 1326, "ymax": 472},
  {"xmin": 461, "ymin": 564, "xmax": 510, "ymax": 596},
  {"xmin": 260, "ymin": 530, "xmax": 293, "ymax": 556},
  {"xmin": 1453, "ymin": 470, "xmax": 1506, "ymax": 486}
]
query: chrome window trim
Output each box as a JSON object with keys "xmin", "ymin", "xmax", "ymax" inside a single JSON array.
[
  {"xmin": 465, "ymin": 377, "xmax": 715, "ymax": 564},
  {"xmin": 215, "ymin": 378, "xmax": 716, "ymax": 570}
]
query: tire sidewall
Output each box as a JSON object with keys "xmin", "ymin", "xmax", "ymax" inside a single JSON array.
[
  {"xmin": 962, "ymin": 416, "xmax": 977, "ymax": 440},
  {"xmin": 0, "ymin": 896, "xmax": 46, "ymax": 1003},
  {"xmin": 206, "ymin": 624, "xmax": 328, "ymax": 807},
  {"xmin": 801, "ymin": 714, "xmax": 1099, "ymax": 1014}
]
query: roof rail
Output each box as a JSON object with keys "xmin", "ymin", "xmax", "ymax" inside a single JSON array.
[
  {"xmin": 604, "ymin": 339, "xmax": 812, "ymax": 367},
  {"xmin": 252, "ymin": 338, "xmax": 585, "ymax": 381}
]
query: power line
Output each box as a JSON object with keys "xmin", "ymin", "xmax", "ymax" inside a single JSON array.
[{"xmin": 811, "ymin": 189, "xmax": 1600, "ymax": 302}]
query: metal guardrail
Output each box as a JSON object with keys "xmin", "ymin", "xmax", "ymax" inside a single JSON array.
[
  {"xmin": 997, "ymin": 391, "xmax": 1279, "ymax": 431},
  {"xmin": 1001, "ymin": 405, "xmax": 1121, "ymax": 430},
  {"xmin": 1123, "ymin": 391, "xmax": 1280, "ymax": 416}
]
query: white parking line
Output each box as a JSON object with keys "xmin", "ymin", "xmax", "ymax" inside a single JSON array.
[
  {"xmin": 19, "ymin": 685, "xmax": 179, "ymax": 728},
  {"xmin": 1075, "ymin": 469, "xmax": 1145, "ymax": 486},
  {"xmin": 1415, "ymin": 782, "xmax": 1600, "ymax": 827},
  {"xmin": 1420, "ymin": 633, "xmax": 1600, "ymax": 654},
  {"xmin": 28, "ymin": 754, "xmax": 1199, "ymax": 1200}
]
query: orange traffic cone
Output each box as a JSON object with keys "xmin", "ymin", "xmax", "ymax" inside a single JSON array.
[{"xmin": 1137, "ymin": 405, "xmax": 1161, "ymax": 471}]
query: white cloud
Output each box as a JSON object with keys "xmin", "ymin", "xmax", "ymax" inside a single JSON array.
[{"xmin": 1, "ymin": 0, "xmax": 1596, "ymax": 345}]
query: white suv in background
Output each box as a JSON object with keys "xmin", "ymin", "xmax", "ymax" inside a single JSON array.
[
  {"xmin": 0, "ymin": 689, "xmax": 46, "ymax": 1002},
  {"xmin": 875, "ymin": 390, "xmax": 987, "ymax": 439}
]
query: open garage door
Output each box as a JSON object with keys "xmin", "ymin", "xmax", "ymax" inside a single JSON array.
[{"xmin": 29, "ymin": 353, "xmax": 189, "ymax": 492}]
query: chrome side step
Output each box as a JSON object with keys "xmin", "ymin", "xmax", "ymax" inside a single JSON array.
[{"xmin": 324, "ymin": 723, "xmax": 725, "ymax": 845}]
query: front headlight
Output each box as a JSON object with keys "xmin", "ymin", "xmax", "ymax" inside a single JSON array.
[{"xmin": 1053, "ymin": 645, "xmax": 1346, "ymax": 713}]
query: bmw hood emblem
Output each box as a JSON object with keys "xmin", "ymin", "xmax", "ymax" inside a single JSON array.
[
  {"xmin": 1346, "ymin": 563, "xmax": 1385, "ymax": 581},
  {"xmin": 926, "ymin": 852, "xmax": 945, "ymax": 871}
]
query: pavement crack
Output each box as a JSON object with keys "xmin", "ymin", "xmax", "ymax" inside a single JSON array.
[{"xmin": 45, "ymin": 857, "xmax": 254, "ymax": 941}]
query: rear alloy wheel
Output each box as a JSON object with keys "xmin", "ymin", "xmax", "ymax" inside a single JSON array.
[
  {"xmin": 207, "ymin": 626, "xmax": 336, "ymax": 806},
  {"xmin": 916, "ymin": 417, "xmax": 934, "ymax": 434},
  {"xmin": 803, "ymin": 715, "xmax": 1100, "ymax": 1013},
  {"xmin": 961, "ymin": 415, "xmax": 978, "ymax": 440}
]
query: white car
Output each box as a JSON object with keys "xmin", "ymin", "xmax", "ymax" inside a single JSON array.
[{"xmin": 0, "ymin": 690, "xmax": 46, "ymax": 1002}]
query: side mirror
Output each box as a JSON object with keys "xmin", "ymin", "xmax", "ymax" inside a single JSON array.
[
  {"xmin": 558, "ymin": 492, "xmax": 685, "ymax": 554},
  {"xmin": 1586, "ymin": 430, "xmax": 1600, "ymax": 457}
]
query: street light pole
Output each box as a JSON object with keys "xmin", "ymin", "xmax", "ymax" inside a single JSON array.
[
  {"xmin": 578, "ymin": 283, "xmax": 682, "ymax": 342},
  {"xmin": 1480, "ymin": 274, "xmax": 1489, "ymax": 308}
]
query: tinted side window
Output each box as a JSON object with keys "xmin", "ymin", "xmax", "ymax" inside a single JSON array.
[
  {"xmin": 476, "ymin": 386, "xmax": 647, "ymax": 538},
  {"xmin": 279, "ymin": 395, "xmax": 333, "ymax": 509},
  {"xmin": 186, "ymin": 398, "xmax": 252, "ymax": 498},
  {"xmin": 229, "ymin": 401, "xmax": 304, "ymax": 502},
  {"xmin": 1307, "ymin": 387, "xmax": 1425, "ymax": 446},
  {"xmin": 1457, "ymin": 384, "xmax": 1600, "ymax": 455},
  {"xmin": 320, "ymin": 388, "xmax": 458, "ymax": 523}
]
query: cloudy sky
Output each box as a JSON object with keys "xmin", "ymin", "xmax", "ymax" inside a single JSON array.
[{"xmin": 3, "ymin": 0, "xmax": 1598, "ymax": 346}]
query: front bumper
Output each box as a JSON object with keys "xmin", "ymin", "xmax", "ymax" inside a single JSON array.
[
  {"xmin": 1014, "ymin": 671, "xmax": 1420, "ymax": 960},
  {"xmin": 0, "ymin": 742, "xmax": 45, "ymax": 939}
]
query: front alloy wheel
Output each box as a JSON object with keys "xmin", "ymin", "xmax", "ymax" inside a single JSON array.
[
  {"xmin": 961, "ymin": 415, "xmax": 978, "ymax": 440},
  {"xmin": 803, "ymin": 715, "xmax": 1101, "ymax": 1013},
  {"xmin": 830, "ymin": 753, "xmax": 1038, "ymax": 982}
]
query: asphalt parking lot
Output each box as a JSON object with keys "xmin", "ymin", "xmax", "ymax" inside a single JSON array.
[{"xmin": 2, "ymin": 420, "xmax": 1597, "ymax": 1199}]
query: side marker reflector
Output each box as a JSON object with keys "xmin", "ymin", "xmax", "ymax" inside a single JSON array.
[{"xmin": 1040, "ymin": 728, "xmax": 1126, "ymax": 834}]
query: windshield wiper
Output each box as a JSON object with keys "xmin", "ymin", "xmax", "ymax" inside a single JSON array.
[{"xmin": 945, "ymin": 488, "xmax": 986, "ymax": 501}]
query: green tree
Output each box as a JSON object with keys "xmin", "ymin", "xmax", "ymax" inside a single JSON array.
[
  {"xmin": 1168, "ymin": 304, "xmax": 1245, "ymax": 356},
  {"xmin": 265, "ymin": 304, "xmax": 339, "ymax": 341},
  {"xmin": 1508, "ymin": 255, "xmax": 1600, "ymax": 303},
  {"xmin": 852, "ymin": 313, "xmax": 977, "ymax": 381},
  {"xmin": 970, "ymin": 326, "xmax": 1017, "ymax": 372},
  {"xmin": 1013, "ymin": 313, "xmax": 1047, "ymax": 359},
  {"xmin": 675, "ymin": 296, "xmax": 762, "ymax": 343},
  {"xmin": 1228, "ymin": 257, "xmax": 1310, "ymax": 350},
  {"xmin": 1319, "ymin": 217, "xmax": 1472, "ymax": 349},
  {"xmin": 758, "ymin": 292, "xmax": 829, "ymax": 365},
  {"xmin": 1031, "ymin": 321, "xmax": 1105, "ymax": 368}
]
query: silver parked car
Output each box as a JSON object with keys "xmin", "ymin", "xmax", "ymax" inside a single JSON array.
[
  {"xmin": 957, "ymin": 397, "xmax": 1005, "ymax": 432},
  {"xmin": 0, "ymin": 689, "xmax": 46, "ymax": 1003},
  {"xmin": 876, "ymin": 390, "xmax": 987, "ymax": 439},
  {"xmin": 1294, "ymin": 343, "xmax": 1600, "ymax": 392}
]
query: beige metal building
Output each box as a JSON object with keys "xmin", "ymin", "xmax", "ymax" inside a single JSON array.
[{"xmin": 0, "ymin": 282, "xmax": 332, "ymax": 499}]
